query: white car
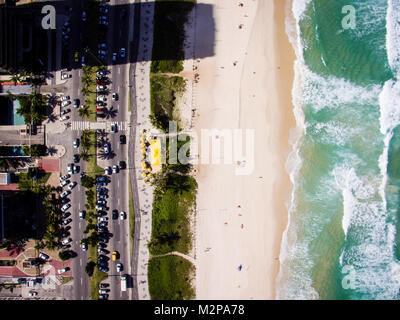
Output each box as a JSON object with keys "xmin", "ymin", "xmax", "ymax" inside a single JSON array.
[
  {"xmin": 120, "ymin": 48, "xmax": 126, "ymax": 58},
  {"xmin": 61, "ymin": 73, "xmax": 72, "ymax": 80},
  {"xmin": 79, "ymin": 210, "xmax": 85, "ymax": 220},
  {"xmin": 60, "ymin": 190, "xmax": 71, "ymax": 198},
  {"xmin": 60, "ymin": 95, "xmax": 70, "ymax": 101},
  {"xmin": 28, "ymin": 291, "xmax": 38, "ymax": 297},
  {"xmin": 97, "ymin": 70, "xmax": 106, "ymax": 76},
  {"xmin": 68, "ymin": 182, "xmax": 77, "ymax": 190},
  {"xmin": 57, "ymin": 267, "xmax": 69, "ymax": 274},
  {"xmin": 60, "ymin": 115, "xmax": 70, "ymax": 121},
  {"xmin": 112, "ymin": 52, "xmax": 117, "ymax": 61},
  {"xmin": 98, "ymin": 217, "xmax": 108, "ymax": 222},
  {"xmin": 61, "ymin": 204, "xmax": 71, "ymax": 212},
  {"xmin": 60, "ymin": 180, "xmax": 69, "ymax": 187},
  {"xmin": 120, "ymin": 211, "xmax": 126, "ymax": 220},
  {"xmin": 116, "ymin": 263, "xmax": 122, "ymax": 272},
  {"xmin": 60, "ymin": 109, "xmax": 70, "ymax": 115},
  {"xmin": 96, "ymin": 205, "xmax": 106, "ymax": 211},
  {"xmin": 96, "ymin": 96, "xmax": 107, "ymax": 102},
  {"xmin": 104, "ymin": 166, "xmax": 112, "ymax": 175},
  {"xmin": 96, "ymin": 85, "xmax": 106, "ymax": 91},
  {"xmin": 61, "ymin": 100, "xmax": 71, "ymax": 107},
  {"xmin": 112, "ymin": 165, "xmax": 119, "ymax": 174},
  {"xmin": 61, "ymin": 238, "xmax": 72, "ymax": 245},
  {"xmin": 81, "ymin": 243, "xmax": 87, "ymax": 251}
]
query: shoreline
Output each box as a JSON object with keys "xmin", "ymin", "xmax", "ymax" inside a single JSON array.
[{"xmin": 194, "ymin": 0, "xmax": 296, "ymax": 299}]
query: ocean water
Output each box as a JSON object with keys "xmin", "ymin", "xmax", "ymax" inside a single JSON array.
[{"xmin": 277, "ymin": 0, "xmax": 400, "ymax": 299}]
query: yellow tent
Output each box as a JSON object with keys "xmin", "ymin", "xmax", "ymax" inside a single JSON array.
[{"xmin": 150, "ymin": 139, "xmax": 161, "ymax": 166}]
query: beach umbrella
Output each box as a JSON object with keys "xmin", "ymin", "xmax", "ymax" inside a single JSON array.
[
  {"xmin": 148, "ymin": 173, "xmax": 153, "ymax": 178},
  {"xmin": 140, "ymin": 142, "xmax": 146, "ymax": 147},
  {"xmin": 141, "ymin": 161, "xmax": 147, "ymax": 170},
  {"xmin": 141, "ymin": 148, "xmax": 146, "ymax": 153},
  {"xmin": 140, "ymin": 136, "xmax": 146, "ymax": 142},
  {"xmin": 141, "ymin": 155, "xmax": 146, "ymax": 159},
  {"xmin": 141, "ymin": 173, "xmax": 146, "ymax": 178}
]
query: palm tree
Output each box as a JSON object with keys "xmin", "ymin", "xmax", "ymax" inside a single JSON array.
[
  {"xmin": 81, "ymin": 86, "xmax": 90, "ymax": 96},
  {"xmin": 80, "ymin": 148, "xmax": 90, "ymax": 162},
  {"xmin": 78, "ymin": 106, "xmax": 90, "ymax": 118}
]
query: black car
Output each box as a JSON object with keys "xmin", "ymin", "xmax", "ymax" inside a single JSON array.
[
  {"xmin": 100, "ymin": 283, "xmax": 109, "ymax": 288},
  {"xmin": 73, "ymin": 99, "xmax": 80, "ymax": 108},
  {"xmin": 112, "ymin": 209, "xmax": 118, "ymax": 220},
  {"xmin": 98, "ymin": 242, "xmax": 107, "ymax": 249},
  {"xmin": 119, "ymin": 134, "xmax": 126, "ymax": 144},
  {"xmin": 80, "ymin": 172, "xmax": 86, "ymax": 179},
  {"xmin": 73, "ymin": 154, "xmax": 80, "ymax": 163},
  {"xmin": 61, "ymin": 244, "xmax": 71, "ymax": 250},
  {"xmin": 119, "ymin": 161, "xmax": 126, "ymax": 170},
  {"xmin": 61, "ymin": 212, "xmax": 70, "ymax": 219}
]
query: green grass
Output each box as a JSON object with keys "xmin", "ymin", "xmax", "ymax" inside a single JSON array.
[
  {"xmin": 128, "ymin": 91, "xmax": 132, "ymax": 113},
  {"xmin": 150, "ymin": 74, "xmax": 185, "ymax": 132},
  {"xmin": 148, "ymin": 255, "xmax": 195, "ymax": 300},
  {"xmin": 60, "ymin": 276, "xmax": 73, "ymax": 285}
]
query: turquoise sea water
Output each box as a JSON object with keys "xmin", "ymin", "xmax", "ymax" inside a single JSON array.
[{"xmin": 277, "ymin": 0, "xmax": 400, "ymax": 299}]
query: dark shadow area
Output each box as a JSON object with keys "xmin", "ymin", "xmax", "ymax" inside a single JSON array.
[{"xmin": 0, "ymin": 0, "xmax": 215, "ymax": 73}]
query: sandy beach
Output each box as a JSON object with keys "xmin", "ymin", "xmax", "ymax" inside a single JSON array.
[{"xmin": 193, "ymin": 0, "xmax": 295, "ymax": 299}]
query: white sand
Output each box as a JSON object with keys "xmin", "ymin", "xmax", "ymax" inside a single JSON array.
[{"xmin": 193, "ymin": 0, "xmax": 295, "ymax": 299}]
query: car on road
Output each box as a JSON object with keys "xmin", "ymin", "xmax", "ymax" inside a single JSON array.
[
  {"xmin": 79, "ymin": 210, "xmax": 85, "ymax": 220},
  {"xmin": 111, "ymin": 123, "xmax": 117, "ymax": 133},
  {"xmin": 74, "ymin": 51, "xmax": 79, "ymax": 62},
  {"xmin": 61, "ymin": 238, "xmax": 72, "ymax": 245},
  {"xmin": 57, "ymin": 267, "xmax": 70, "ymax": 274},
  {"xmin": 112, "ymin": 92, "xmax": 118, "ymax": 101},
  {"xmin": 81, "ymin": 55, "xmax": 86, "ymax": 67},
  {"xmin": 60, "ymin": 108, "xmax": 71, "ymax": 115},
  {"xmin": 60, "ymin": 95, "xmax": 70, "ymax": 101},
  {"xmin": 81, "ymin": 243, "xmax": 87, "ymax": 251},
  {"xmin": 61, "ymin": 73, "xmax": 72, "ymax": 80},
  {"xmin": 60, "ymin": 115, "xmax": 70, "ymax": 121},
  {"xmin": 112, "ymin": 52, "xmax": 117, "ymax": 61},
  {"xmin": 73, "ymin": 99, "xmax": 80, "ymax": 108},
  {"xmin": 112, "ymin": 210, "xmax": 118, "ymax": 220},
  {"xmin": 60, "ymin": 180, "xmax": 69, "ymax": 187},
  {"xmin": 62, "ymin": 218, "xmax": 72, "ymax": 226},
  {"xmin": 73, "ymin": 154, "xmax": 79, "ymax": 163},
  {"xmin": 120, "ymin": 48, "xmax": 126, "ymax": 58},
  {"xmin": 119, "ymin": 135, "xmax": 126, "ymax": 144},
  {"xmin": 116, "ymin": 263, "xmax": 123, "ymax": 272},
  {"xmin": 119, "ymin": 161, "xmax": 126, "ymax": 169},
  {"xmin": 28, "ymin": 291, "xmax": 38, "ymax": 297},
  {"xmin": 73, "ymin": 165, "xmax": 80, "ymax": 174},
  {"xmin": 68, "ymin": 182, "xmax": 77, "ymax": 190},
  {"xmin": 112, "ymin": 251, "xmax": 118, "ymax": 261},
  {"xmin": 73, "ymin": 139, "xmax": 79, "ymax": 148},
  {"xmin": 82, "ymin": 11, "xmax": 87, "ymax": 21},
  {"xmin": 112, "ymin": 165, "xmax": 119, "ymax": 174},
  {"xmin": 39, "ymin": 252, "xmax": 50, "ymax": 261},
  {"xmin": 60, "ymin": 190, "xmax": 71, "ymax": 198},
  {"xmin": 120, "ymin": 211, "xmax": 126, "ymax": 220},
  {"xmin": 61, "ymin": 204, "xmax": 71, "ymax": 212}
]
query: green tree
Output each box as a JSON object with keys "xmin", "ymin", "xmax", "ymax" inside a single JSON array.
[
  {"xmin": 59, "ymin": 250, "xmax": 71, "ymax": 261},
  {"xmin": 85, "ymin": 261, "xmax": 96, "ymax": 277},
  {"xmin": 78, "ymin": 106, "xmax": 90, "ymax": 118},
  {"xmin": 81, "ymin": 175, "xmax": 94, "ymax": 188}
]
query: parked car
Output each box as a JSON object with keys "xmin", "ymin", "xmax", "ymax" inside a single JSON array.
[
  {"xmin": 73, "ymin": 99, "xmax": 80, "ymax": 108},
  {"xmin": 28, "ymin": 291, "xmax": 38, "ymax": 297},
  {"xmin": 61, "ymin": 204, "xmax": 71, "ymax": 212},
  {"xmin": 73, "ymin": 154, "xmax": 79, "ymax": 163},
  {"xmin": 73, "ymin": 165, "xmax": 80, "ymax": 174},
  {"xmin": 98, "ymin": 242, "xmax": 107, "ymax": 249},
  {"xmin": 82, "ymin": 11, "xmax": 87, "ymax": 21},
  {"xmin": 104, "ymin": 166, "xmax": 112, "ymax": 175},
  {"xmin": 60, "ymin": 190, "xmax": 71, "ymax": 198},
  {"xmin": 104, "ymin": 143, "xmax": 110, "ymax": 154},
  {"xmin": 97, "ymin": 96, "xmax": 107, "ymax": 102},
  {"xmin": 96, "ymin": 182, "xmax": 107, "ymax": 187},
  {"xmin": 60, "ymin": 174, "xmax": 71, "ymax": 181},
  {"xmin": 98, "ymin": 267, "xmax": 109, "ymax": 273},
  {"xmin": 60, "ymin": 95, "xmax": 70, "ymax": 101},
  {"xmin": 98, "ymin": 216, "xmax": 108, "ymax": 222},
  {"xmin": 120, "ymin": 48, "xmax": 126, "ymax": 58},
  {"xmin": 98, "ymin": 43, "xmax": 107, "ymax": 49},
  {"xmin": 100, "ymin": 283, "xmax": 109, "ymax": 288},
  {"xmin": 60, "ymin": 198, "xmax": 70, "ymax": 204},
  {"xmin": 60, "ymin": 180, "xmax": 69, "ymax": 187},
  {"xmin": 98, "ymin": 194, "xmax": 108, "ymax": 200},
  {"xmin": 60, "ymin": 115, "xmax": 70, "ymax": 121},
  {"xmin": 57, "ymin": 267, "xmax": 70, "ymax": 274},
  {"xmin": 39, "ymin": 252, "xmax": 50, "ymax": 261},
  {"xmin": 61, "ymin": 212, "xmax": 70, "ymax": 219},
  {"xmin": 97, "ymin": 70, "xmax": 106, "ymax": 76},
  {"xmin": 60, "ymin": 109, "xmax": 71, "ymax": 115},
  {"xmin": 96, "ymin": 176, "xmax": 106, "ymax": 182},
  {"xmin": 120, "ymin": 211, "xmax": 126, "ymax": 220},
  {"xmin": 97, "ymin": 200, "xmax": 107, "ymax": 206},
  {"xmin": 68, "ymin": 182, "xmax": 77, "ymax": 190},
  {"xmin": 111, "ymin": 123, "xmax": 117, "ymax": 133},
  {"xmin": 61, "ymin": 100, "xmax": 71, "ymax": 107},
  {"xmin": 73, "ymin": 139, "xmax": 79, "ymax": 148},
  {"xmin": 62, "ymin": 218, "xmax": 72, "ymax": 225},
  {"xmin": 96, "ymin": 205, "xmax": 107, "ymax": 211},
  {"xmin": 61, "ymin": 244, "xmax": 71, "ymax": 250},
  {"xmin": 98, "ymin": 248, "xmax": 108, "ymax": 255},
  {"xmin": 61, "ymin": 73, "xmax": 72, "ymax": 80},
  {"xmin": 112, "ymin": 52, "xmax": 117, "ymax": 61},
  {"xmin": 112, "ymin": 251, "xmax": 118, "ymax": 261},
  {"xmin": 61, "ymin": 238, "xmax": 72, "ymax": 245},
  {"xmin": 67, "ymin": 163, "xmax": 74, "ymax": 174}
]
